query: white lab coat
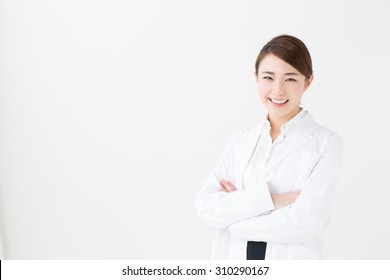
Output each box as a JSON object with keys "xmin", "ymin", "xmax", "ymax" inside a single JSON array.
[{"xmin": 196, "ymin": 111, "xmax": 343, "ymax": 259}]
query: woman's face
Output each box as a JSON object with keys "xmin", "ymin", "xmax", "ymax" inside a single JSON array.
[{"xmin": 255, "ymin": 54, "xmax": 313, "ymax": 124}]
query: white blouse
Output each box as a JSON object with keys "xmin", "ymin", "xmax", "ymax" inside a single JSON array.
[{"xmin": 244, "ymin": 109, "xmax": 307, "ymax": 196}]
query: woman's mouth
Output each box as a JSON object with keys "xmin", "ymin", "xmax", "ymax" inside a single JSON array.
[{"xmin": 269, "ymin": 98, "xmax": 289, "ymax": 107}]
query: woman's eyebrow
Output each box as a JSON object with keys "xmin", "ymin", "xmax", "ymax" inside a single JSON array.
[
  {"xmin": 261, "ymin": 71, "xmax": 275, "ymax": 75},
  {"xmin": 284, "ymin": 72, "xmax": 300, "ymax": 76},
  {"xmin": 261, "ymin": 71, "xmax": 300, "ymax": 76}
]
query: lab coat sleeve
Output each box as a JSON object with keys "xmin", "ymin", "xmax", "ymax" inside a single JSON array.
[
  {"xmin": 195, "ymin": 131, "xmax": 275, "ymax": 229},
  {"xmin": 229, "ymin": 134, "xmax": 343, "ymax": 244}
]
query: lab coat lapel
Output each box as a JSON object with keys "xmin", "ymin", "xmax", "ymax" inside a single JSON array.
[
  {"xmin": 265, "ymin": 113, "xmax": 316, "ymax": 172},
  {"xmin": 238, "ymin": 122, "xmax": 263, "ymax": 176}
]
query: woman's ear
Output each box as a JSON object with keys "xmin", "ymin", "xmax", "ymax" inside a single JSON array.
[{"xmin": 304, "ymin": 75, "xmax": 314, "ymax": 91}]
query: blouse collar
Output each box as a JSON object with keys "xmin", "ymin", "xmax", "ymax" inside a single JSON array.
[{"xmin": 264, "ymin": 107, "xmax": 307, "ymax": 136}]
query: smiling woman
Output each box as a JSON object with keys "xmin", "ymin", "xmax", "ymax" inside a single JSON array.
[
  {"xmin": 195, "ymin": 34, "xmax": 343, "ymax": 260},
  {"xmin": 255, "ymin": 35, "xmax": 314, "ymax": 142},
  {"xmin": 256, "ymin": 54, "xmax": 313, "ymax": 141}
]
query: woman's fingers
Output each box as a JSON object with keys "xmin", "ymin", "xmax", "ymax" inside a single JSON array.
[
  {"xmin": 219, "ymin": 180, "xmax": 227, "ymax": 192},
  {"xmin": 219, "ymin": 180, "xmax": 237, "ymax": 193}
]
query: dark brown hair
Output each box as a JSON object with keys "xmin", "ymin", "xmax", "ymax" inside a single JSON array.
[{"xmin": 255, "ymin": 34, "xmax": 313, "ymax": 78}]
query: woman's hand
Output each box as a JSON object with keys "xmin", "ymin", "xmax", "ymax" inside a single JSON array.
[
  {"xmin": 219, "ymin": 179, "xmax": 237, "ymax": 193},
  {"xmin": 218, "ymin": 180, "xmax": 300, "ymax": 210},
  {"xmin": 271, "ymin": 191, "xmax": 300, "ymax": 210}
]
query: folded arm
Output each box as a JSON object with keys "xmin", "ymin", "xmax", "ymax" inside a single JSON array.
[
  {"xmin": 229, "ymin": 134, "xmax": 343, "ymax": 244},
  {"xmin": 195, "ymin": 132, "xmax": 275, "ymax": 229}
]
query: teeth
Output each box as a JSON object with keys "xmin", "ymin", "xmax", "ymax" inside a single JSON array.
[{"xmin": 270, "ymin": 99, "xmax": 288, "ymax": 104}]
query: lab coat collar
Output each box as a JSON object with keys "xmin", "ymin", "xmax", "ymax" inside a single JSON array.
[
  {"xmin": 280, "ymin": 108, "xmax": 307, "ymax": 136},
  {"xmin": 265, "ymin": 110, "xmax": 316, "ymax": 171},
  {"xmin": 239, "ymin": 109, "xmax": 317, "ymax": 174}
]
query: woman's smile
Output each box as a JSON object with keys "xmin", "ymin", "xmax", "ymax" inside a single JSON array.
[{"xmin": 268, "ymin": 98, "xmax": 289, "ymax": 107}]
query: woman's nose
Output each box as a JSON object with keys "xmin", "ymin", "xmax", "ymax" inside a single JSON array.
[{"xmin": 272, "ymin": 80, "xmax": 286, "ymax": 95}]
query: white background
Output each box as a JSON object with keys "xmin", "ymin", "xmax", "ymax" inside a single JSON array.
[{"xmin": 0, "ymin": 0, "xmax": 389, "ymax": 259}]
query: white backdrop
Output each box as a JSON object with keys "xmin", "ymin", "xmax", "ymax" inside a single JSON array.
[{"xmin": 0, "ymin": 0, "xmax": 389, "ymax": 259}]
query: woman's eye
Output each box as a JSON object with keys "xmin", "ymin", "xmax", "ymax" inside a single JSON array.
[
  {"xmin": 286, "ymin": 78, "xmax": 297, "ymax": 82},
  {"xmin": 262, "ymin": 76, "xmax": 273, "ymax": 80}
]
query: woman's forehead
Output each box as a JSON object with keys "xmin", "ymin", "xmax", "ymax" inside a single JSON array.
[{"xmin": 258, "ymin": 54, "xmax": 302, "ymax": 75}]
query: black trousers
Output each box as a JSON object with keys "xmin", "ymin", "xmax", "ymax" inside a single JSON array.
[{"xmin": 246, "ymin": 241, "xmax": 267, "ymax": 260}]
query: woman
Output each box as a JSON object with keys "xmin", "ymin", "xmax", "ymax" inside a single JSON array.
[{"xmin": 195, "ymin": 35, "xmax": 343, "ymax": 260}]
